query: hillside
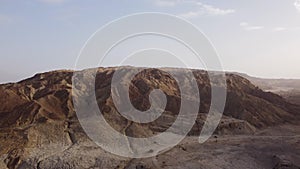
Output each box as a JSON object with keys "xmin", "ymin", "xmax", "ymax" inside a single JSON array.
[{"xmin": 0, "ymin": 67, "xmax": 299, "ymax": 169}]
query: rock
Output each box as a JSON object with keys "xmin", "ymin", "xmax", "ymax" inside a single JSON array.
[{"xmin": 273, "ymin": 155, "xmax": 300, "ymax": 169}]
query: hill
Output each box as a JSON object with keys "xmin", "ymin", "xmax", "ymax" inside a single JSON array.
[{"xmin": 0, "ymin": 67, "xmax": 299, "ymax": 169}]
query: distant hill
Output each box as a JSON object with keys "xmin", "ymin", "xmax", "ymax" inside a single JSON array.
[{"xmin": 235, "ymin": 73, "xmax": 300, "ymax": 105}]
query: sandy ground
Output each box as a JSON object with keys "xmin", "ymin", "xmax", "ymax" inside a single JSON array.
[
  {"xmin": 124, "ymin": 124, "xmax": 300, "ymax": 169},
  {"xmin": 6, "ymin": 124, "xmax": 298, "ymax": 169}
]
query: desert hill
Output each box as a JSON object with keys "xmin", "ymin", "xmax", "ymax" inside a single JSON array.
[
  {"xmin": 0, "ymin": 67, "xmax": 299, "ymax": 169},
  {"xmin": 236, "ymin": 73, "xmax": 300, "ymax": 105}
]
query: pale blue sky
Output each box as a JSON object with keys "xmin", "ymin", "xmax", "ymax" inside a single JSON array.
[{"xmin": 1, "ymin": 0, "xmax": 300, "ymax": 82}]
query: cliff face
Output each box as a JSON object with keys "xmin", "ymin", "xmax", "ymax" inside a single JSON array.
[{"xmin": 0, "ymin": 67, "xmax": 299, "ymax": 169}]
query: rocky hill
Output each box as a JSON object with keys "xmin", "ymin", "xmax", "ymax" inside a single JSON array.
[{"xmin": 0, "ymin": 67, "xmax": 299, "ymax": 169}]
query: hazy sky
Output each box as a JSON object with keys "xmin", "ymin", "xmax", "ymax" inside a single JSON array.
[{"xmin": 1, "ymin": 0, "xmax": 300, "ymax": 83}]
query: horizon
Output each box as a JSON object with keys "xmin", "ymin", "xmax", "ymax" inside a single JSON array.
[
  {"xmin": 1, "ymin": 0, "xmax": 300, "ymax": 82},
  {"xmin": 1, "ymin": 66, "xmax": 300, "ymax": 85}
]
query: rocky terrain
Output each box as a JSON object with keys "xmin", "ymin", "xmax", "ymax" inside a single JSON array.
[
  {"xmin": 0, "ymin": 67, "xmax": 300, "ymax": 169},
  {"xmin": 237, "ymin": 73, "xmax": 300, "ymax": 105},
  {"xmin": 278, "ymin": 90, "xmax": 300, "ymax": 105}
]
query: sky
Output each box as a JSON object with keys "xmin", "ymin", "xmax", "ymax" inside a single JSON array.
[{"xmin": 1, "ymin": 0, "xmax": 300, "ymax": 83}]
